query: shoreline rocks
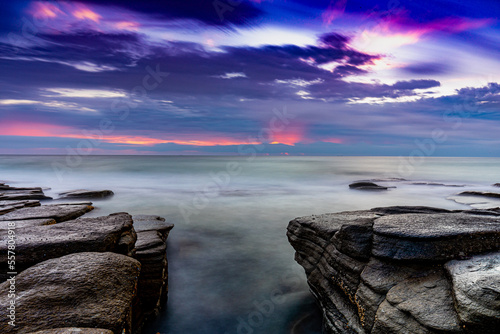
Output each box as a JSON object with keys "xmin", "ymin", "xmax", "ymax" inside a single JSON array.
[
  {"xmin": 287, "ymin": 206, "xmax": 500, "ymax": 333},
  {"xmin": 0, "ymin": 182, "xmax": 173, "ymax": 334},
  {"xmin": 349, "ymin": 182, "xmax": 389, "ymax": 191},
  {"xmin": 458, "ymin": 190, "xmax": 500, "ymax": 199},
  {"xmin": 58, "ymin": 189, "xmax": 114, "ymax": 199}
]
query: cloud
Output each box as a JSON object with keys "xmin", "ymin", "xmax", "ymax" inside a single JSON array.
[
  {"xmin": 401, "ymin": 62, "xmax": 452, "ymax": 75},
  {"xmin": 77, "ymin": 0, "xmax": 264, "ymax": 27}
]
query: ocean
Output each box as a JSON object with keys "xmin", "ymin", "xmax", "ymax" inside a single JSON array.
[{"xmin": 1, "ymin": 155, "xmax": 499, "ymax": 334}]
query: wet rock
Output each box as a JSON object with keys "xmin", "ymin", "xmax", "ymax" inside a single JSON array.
[
  {"xmin": 458, "ymin": 191, "xmax": 500, "ymax": 198},
  {"xmin": 371, "ymin": 206, "xmax": 452, "ymax": 215},
  {"xmin": 410, "ymin": 182, "xmax": 465, "ymax": 187},
  {"xmin": 349, "ymin": 182, "xmax": 389, "ymax": 190},
  {"xmin": 0, "ymin": 204, "xmax": 93, "ymax": 223},
  {"xmin": 58, "ymin": 189, "xmax": 114, "ymax": 199},
  {"xmin": 493, "ymin": 183, "xmax": 500, "ymax": 187},
  {"xmin": 0, "ymin": 213, "xmax": 136, "ymax": 282},
  {"xmin": 0, "ymin": 252, "xmax": 141, "ymax": 334},
  {"xmin": 445, "ymin": 252, "xmax": 500, "ymax": 333}
]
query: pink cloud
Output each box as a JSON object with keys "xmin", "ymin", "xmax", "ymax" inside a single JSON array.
[
  {"xmin": 29, "ymin": 2, "xmax": 65, "ymax": 19},
  {"xmin": 72, "ymin": 4, "xmax": 102, "ymax": 23}
]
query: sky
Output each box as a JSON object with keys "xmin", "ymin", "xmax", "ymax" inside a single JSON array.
[{"xmin": 0, "ymin": 0, "xmax": 499, "ymax": 156}]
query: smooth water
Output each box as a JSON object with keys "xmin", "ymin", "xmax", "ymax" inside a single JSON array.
[{"xmin": 1, "ymin": 156, "xmax": 499, "ymax": 334}]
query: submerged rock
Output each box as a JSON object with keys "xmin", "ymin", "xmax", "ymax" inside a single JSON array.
[
  {"xmin": 349, "ymin": 182, "xmax": 389, "ymax": 190},
  {"xmin": 58, "ymin": 189, "xmax": 114, "ymax": 199},
  {"xmin": 0, "ymin": 252, "xmax": 141, "ymax": 334},
  {"xmin": 287, "ymin": 206, "xmax": 500, "ymax": 333},
  {"xmin": 458, "ymin": 191, "xmax": 500, "ymax": 199}
]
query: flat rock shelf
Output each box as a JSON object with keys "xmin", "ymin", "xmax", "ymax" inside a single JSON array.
[
  {"xmin": 287, "ymin": 206, "xmax": 500, "ymax": 334},
  {"xmin": 0, "ymin": 182, "xmax": 173, "ymax": 334}
]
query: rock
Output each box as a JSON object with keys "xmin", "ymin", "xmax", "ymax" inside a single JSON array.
[
  {"xmin": 493, "ymin": 183, "xmax": 500, "ymax": 187},
  {"xmin": 58, "ymin": 189, "xmax": 114, "ymax": 199},
  {"xmin": 458, "ymin": 191, "xmax": 500, "ymax": 198},
  {"xmin": 0, "ymin": 199, "xmax": 40, "ymax": 209},
  {"xmin": 0, "ymin": 204, "xmax": 93, "ymax": 223},
  {"xmin": 0, "ymin": 218, "xmax": 56, "ymax": 230},
  {"xmin": 0, "ymin": 252, "xmax": 141, "ymax": 334},
  {"xmin": 371, "ymin": 206, "xmax": 452, "ymax": 215},
  {"xmin": 349, "ymin": 182, "xmax": 389, "ymax": 190},
  {"xmin": 410, "ymin": 182, "xmax": 465, "ymax": 187},
  {"xmin": 27, "ymin": 329, "xmax": 113, "ymax": 334},
  {"xmin": 0, "ymin": 213, "xmax": 136, "ymax": 282},
  {"xmin": 372, "ymin": 300, "xmax": 433, "ymax": 334},
  {"xmin": 385, "ymin": 270, "xmax": 461, "ymax": 332},
  {"xmin": 445, "ymin": 252, "xmax": 500, "ymax": 333},
  {"xmin": 132, "ymin": 215, "xmax": 174, "ymax": 327},
  {"xmin": 288, "ymin": 206, "xmax": 500, "ymax": 334},
  {"xmin": 372, "ymin": 212, "xmax": 500, "ymax": 261},
  {"xmin": 0, "ymin": 184, "xmax": 52, "ymax": 200}
]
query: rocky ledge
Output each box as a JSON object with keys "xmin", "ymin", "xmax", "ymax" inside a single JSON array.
[
  {"xmin": 287, "ymin": 206, "xmax": 500, "ymax": 334},
  {"xmin": 0, "ymin": 182, "xmax": 173, "ymax": 334}
]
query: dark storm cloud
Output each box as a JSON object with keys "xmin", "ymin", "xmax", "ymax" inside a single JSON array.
[{"xmin": 76, "ymin": 0, "xmax": 264, "ymax": 27}]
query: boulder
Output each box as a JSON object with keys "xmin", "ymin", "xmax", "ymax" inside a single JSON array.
[
  {"xmin": 58, "ymin": 189, "xmax": 114, "ymax": 199},
  {"xmin": 0, "ymin": 252, "xmax": 141, "ymax": 334},
  {"xmin": 349, "ymin": 182, "xmax": 389, "ymax": 190}
]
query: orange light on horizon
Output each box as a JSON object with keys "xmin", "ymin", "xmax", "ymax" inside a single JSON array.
[{"xmin": 0, "ymin": 121, "xmax": 262, "ymax": 147}]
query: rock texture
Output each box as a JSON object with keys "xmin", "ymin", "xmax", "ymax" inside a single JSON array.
[
  {"xmin": 132, "ymin": 215, "xmax": 174, "ymax": 328},
  {"xmin": 0, "ymin": 213, "xmax": 137, "ymax": 282},
  {"xmin": 0, "ymin": 184, "xmax": 52, "ymax": 200},
  {"xmin": 287, "ymin": 206, "xmax": 500, "ymax": 334},
  {"xmin": 0, "ymin": 252, "xmax": 141, "ymax": 334},
  {"xmin": 0, "ymin": 204, "xmax": 93, "ymax": 223},
  {"xmin": 59, "ymin": 189, "xmax": 114, "ymax": 199}
]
